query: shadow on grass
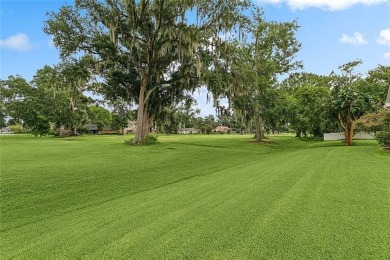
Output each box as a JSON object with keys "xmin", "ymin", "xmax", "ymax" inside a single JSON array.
[
  {"xmin": 306, "ymin": 140, "xmax": 380, "ymax": 149},
  {"xmin": 297, "ymin": 137, "xmax": 324, "ymax": 143}
]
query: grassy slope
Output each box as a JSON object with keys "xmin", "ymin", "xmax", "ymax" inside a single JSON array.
[{"xmin": 1, "ymin": 134, "xmax": 389, "ymax": 259}]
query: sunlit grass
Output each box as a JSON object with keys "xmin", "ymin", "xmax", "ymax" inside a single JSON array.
[{"xmin": 1, "ymin": 134, "xmax": 389, "ymax": 259}]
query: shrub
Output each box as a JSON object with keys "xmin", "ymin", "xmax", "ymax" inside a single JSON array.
[
  {"xmin": 9, "ymin": 125, "xmax": 24, "ymax": 133},
  {"xmin": 205, "ymin": 125, "xmax": 214, "ymax": 135},
  {"xmin": 377, "ymin": 131, "xmax": 390, "ymax": 148},
  {"xmin": 31, "ymin": 118, "xmax": 51, "ymax": 137},
  {"xmin": 77, "ymin": 126, "xmax": 90, "ymax": 134},
  {"xmin": 125, "ymin": 134, "xmax": 158, "ymax": 146}
]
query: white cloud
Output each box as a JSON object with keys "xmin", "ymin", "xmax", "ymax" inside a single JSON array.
[
  {"xmin": 384, "ymin": 52, "xmax": 390, "ymax": 59},
  {"xmin": 0, "ymin": 33, "xmax": 32, "ymax": 51},
  {"xmin": 377, "ymin": 29, "xmax": 390, "ymax": 46},
  {"xmin": 256, "ymin": 0, "xmax": 388, "ymax": 10},
  {"xmin": 340, "ymin": 32, "xmax": 367, "ymax": 45}
]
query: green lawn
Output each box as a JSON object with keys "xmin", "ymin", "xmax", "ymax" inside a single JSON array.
[{"xmin": 1, "ymin": 134, "xmax": 389, "ymax": 259}]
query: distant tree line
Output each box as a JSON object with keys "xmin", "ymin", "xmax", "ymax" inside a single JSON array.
[
  {"xmin": 1, "ymin": 62, "xmax": 388, "ymax": 142},
  {"xmin": 1, "ymin": 0, "xmax": 389, "ymax": 146}
]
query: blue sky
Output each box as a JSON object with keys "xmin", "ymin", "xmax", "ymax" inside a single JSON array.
[{"xmin": 1, "ymin": 0, "xmax": 390, "ymax": 116}]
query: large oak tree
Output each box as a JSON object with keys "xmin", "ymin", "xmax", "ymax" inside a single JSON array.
[{"xmin": 45, "ymin": 0, "xmax": 249, "ymax": 144}]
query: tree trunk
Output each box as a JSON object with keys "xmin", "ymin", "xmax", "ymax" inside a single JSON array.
[
  {"xmin": 141, "ymin": 111, "xmax": 151, "ymax": 138},
  {"xmin": 134, "ymin": 77, "xmax": 150, "ymax": 144},
  {"xmin": 254, "ymin": 112, "xmax": 263, "ymax": 142},
  {"xmin": 339, "ymin": 113, "xmax": 354, "ymax": 146},
  {"xmin": 344, "ymin": 124, "xmax": 354, "ymax": 146}
]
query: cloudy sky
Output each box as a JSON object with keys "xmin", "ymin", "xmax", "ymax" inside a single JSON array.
[{"xmin": 1, "ymin": 0, "xmax": 389, "ymax": 116}]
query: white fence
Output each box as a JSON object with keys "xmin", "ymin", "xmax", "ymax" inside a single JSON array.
[{"xmin": 324, "ymin": 132, "xmax": 376, "ymax": 141}]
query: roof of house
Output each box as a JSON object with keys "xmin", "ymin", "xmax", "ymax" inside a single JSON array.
[
  {"xmin": 102, "ymin": 126, "xmax": 116, "ymax": 131},
  {"xmin": 126, "ymin": 121, "xmax": 137, "ymax": 128},
  {"xmin": 178, "ymin": 128, "xmax": 200, "ymax": 132},
  {"xmin": 84, "ymin": 124, "xmax": 98, "ymax": 131},
  {"xmin": 215, "ymin": 125, "xmax": 230, "ymax": 131}
]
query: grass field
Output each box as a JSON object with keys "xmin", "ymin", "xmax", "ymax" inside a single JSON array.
[{"xmin": 1, "ymin": 134, "xmax": 389, "ymax": 259}]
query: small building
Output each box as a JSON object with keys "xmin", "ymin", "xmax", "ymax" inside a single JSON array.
[
  {"xmin": 215, "ymin": 125, "xmax": 230, "ymax": 133},
  {"xmin": 178, "ymin": 128, "xmax": 201, "ymax": 134},
  {"xmin": 100, "ymin": 127, "xmax": 118, "ymax": 134},
  {"xmin": 1, "ymin": 127, "xmax": 12, "ymax": 134},
  {"xmin": 84, "ymin": 124, "xmax": 98, "ymax": 134},
  {"xmin": 124, "ymin": 121, "xmax": 137, "ymax": 134}
]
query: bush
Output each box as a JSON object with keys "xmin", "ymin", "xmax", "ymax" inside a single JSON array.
[
  {"xmin": 31, "ymin": 119, "xmax": 51, "ymax": 137},
  {"xmin": 125, "ymin": 134, "xmax": 158, "ymax": 146},
  {"xmin": 377, "ymin": 131, "xmax": 390, "ymax": 148},
  {"xmin": 77, "ymin": 126, "xmax": 90, "ymax": 135},
  {"xmin": 9, "ymin": 125, "xmax": 24, "ymax": 133},
  {"xmin": 205, "ymin": 125, "xmax": 214, "ymax": 135}
]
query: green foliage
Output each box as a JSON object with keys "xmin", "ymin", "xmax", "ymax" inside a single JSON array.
[
  {"xmin": 1, "ymin": 75, "xmax": 52, "ymax": 136},
  {"xmin": 126, "ymin": 134, "xmax": 158, "ymax": 146},
  {"xmin": 8, "ymin": 124, "xmax": 24, "ymax": 133},
  {"xmin": 356, "ymin": 109, "xmax": 390, "ymax": 148},
  {"xmin": 330, "ymin": 60, "xmax": 386, "ymax": 145},
  {"xmin": 356, "ymin": 109, "xmax": 390, "ymax": 132},
  {"xmin": 45, "ymin": 0, "xmax": 250, "ymax": 143},
  {"xmin": 174, "ymin": 98, "xmax": 201, "ymax": 130},
  {"xmin": 32, "ymin": 62, "xmax": 92, "ymax": 135},
  {"xmin": 88, "ymin": 106, "xmax": 112, "ymax": 131},
  {"xmin": 77, "ymin": 126, "xmax": 90, "ymax": 135},
  {"xmin": 201, "ymin": 125, "xmax": 214, "ymax": 135},
  {"xmin": 1, "ymin": 61, "xmax": 93, "ymax": 137},
  {"xmin": 203, "ymin": 115, "xmax": 216, "ymax": 127},
  {"xmin": 30, "ymin": 115, "xmax": 51, "ymax": 137},
  {"xmin": 366, "ymin": 65, "xmax": 390, "ymax": 104},
  {"xmin": 0, "ymin": 101, "xmax": 6, "ymax": 129},
  {"xmin": 1, "ymin": 135, "xmax": 389, "ymax": 259},
  {"xmin": 377, "ymin": 131, "xmax": 390, "ymax": 147},
  {"xmin": 1, "ymin": 76, "xmax": 33, "ymax": 126},
  {"xmin": 205, "ymin": 11, "xmax": 301, "ymax": 141},
  {"xmin": 155, "ymin": 107, "xmax": 179, "ymax": 135},
  {"xmin": 111, "ymin": 113, "xmax": 129, "ymax": 133},
  {"xmin": 281, "ymin": 73, "xmax": 336, "ymax": 137}
]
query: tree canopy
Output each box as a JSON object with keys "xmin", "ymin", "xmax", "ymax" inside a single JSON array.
[
  {"xmin": 331, "ymin": 60, "xmax": 386, "ymax": 145},
  {"xmin": 45, "ymin": 0, "xmax": 250, "ymax": 143},
  {"xmin": 0, "ymin": 1, "xmax": 388, "ymax": 147}
]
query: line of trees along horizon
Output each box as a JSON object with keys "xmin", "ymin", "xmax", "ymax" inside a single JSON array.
[
  {"xmin": 1, "ymin": 62, "xmax": 389, "ymax": 143},
  {"xmin": 1, "ymin": 0, "xmax": 389, "ymax": 145}
]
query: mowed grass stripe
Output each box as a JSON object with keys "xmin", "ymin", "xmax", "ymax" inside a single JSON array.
[
  {"xmin": 1, "ymin": 135, "xmax": 389, "ymax": 259},
  {"xmin": 1, "ymin": 142, "xmax": 297, "ymax": 257},
  {"xmin": 1, "ymin": 135, "xmax": 272, "ymax": 231}
]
